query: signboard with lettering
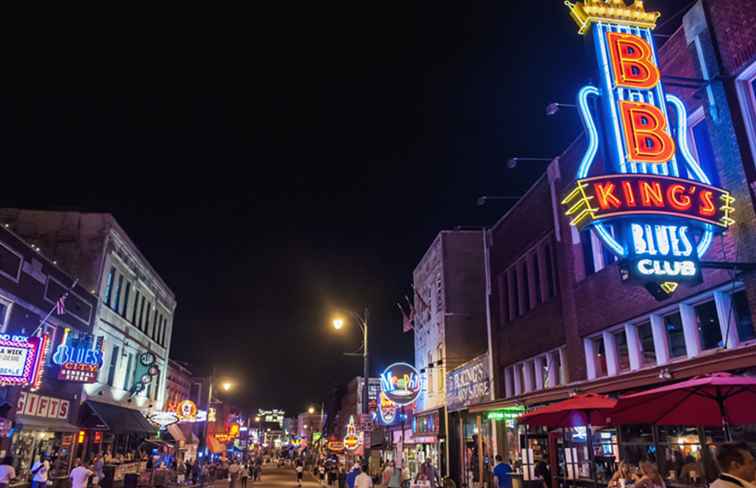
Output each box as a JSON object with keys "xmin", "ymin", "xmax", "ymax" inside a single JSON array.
[
  {"xmin": 52, "ymin": 329, "xmax": 104, "ymax": 383},
  {"xmin": 0, "ymin": 335, "xmax": 47, "ymax": 388},
  {"xmin": 379, "ymin": 362, "xmax": 421, "ymax": 406},
  {"xmin": 560, "ymin": 0, "xmax": 735, "ymax": 300},
  {"xmin": 17, "ymin": 392, "xmax": 70, "ymax": 420},
  {"xmin": 446, "ymin": 353, "xmax": 490, "ymax": 412}
]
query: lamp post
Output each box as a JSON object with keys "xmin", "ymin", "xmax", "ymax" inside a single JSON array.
[
  {"xmin": 332, "ymin": 307, "xmax": 370, "ymax": 418},
  {"xmin": 200, "ymin": 369, "xmax": 234, "ymax": 458}
]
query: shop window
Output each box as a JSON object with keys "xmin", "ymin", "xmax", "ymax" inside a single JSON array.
[
  {"xmin": 613, "ymin": 329, "xmax": 630, "ymax": 372},
  {"xmin": 657, "ymin": 426, "xmax": 704, "ymax": 484},
  {"xmin": 732, "ymin": 290, "xmax": 755, "ymax": 342},
  {"xmin": 637, "ymin": 321, "xmax": 657, "ymax": 365},
  {"xmin": 592, "ymin": 336, "xmax": 607, "ymax": 378},
  {"xmin": 103, "ymin": 267, "xmax": 115, "ymax": 306},
  {"xmin": 665, "ymin": 311, "xmax": 686, "ymax": 359},
  {"xmin": 618, "ymin": 424, "xmax": 655, "ymax": 467},
  {"xmin": 695, "ymin": 300, "xmax": 722, "ymax": 350},
  {"xmin": 107, "ymin": 345, "xmax": 119, "ymax": 387}
]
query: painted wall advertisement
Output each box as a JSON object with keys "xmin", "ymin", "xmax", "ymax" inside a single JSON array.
[{"xmin": 446, "ymin": 353, "xmax": 490, "ymax": 412}]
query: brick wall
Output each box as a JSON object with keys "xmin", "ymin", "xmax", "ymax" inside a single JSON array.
[{"xmin": 704, "ymin": 0, "xmax": 756, "ymax": 77}]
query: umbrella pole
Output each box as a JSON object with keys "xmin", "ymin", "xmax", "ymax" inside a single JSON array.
[
  {"xmin": 716, "ymin": 394, "xmax": 732, "ymax": 441},
  {"xmin": 586, "ymin": 424, "xmax": 596, "ymax": 487}
]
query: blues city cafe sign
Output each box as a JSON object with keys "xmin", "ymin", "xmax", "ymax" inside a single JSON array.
[
  {"xmin": 380, "ymin": 362, "xmax": 421, "ymax": 407},
  {"xmin": 561, "ymin": 0, "xmax": 735, "ymax": 299},
  {"xmin": 52, "ymin": 329, "xmax": 104, "ymax": 383}
]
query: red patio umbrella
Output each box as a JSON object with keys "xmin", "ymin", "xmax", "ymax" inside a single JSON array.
[
  {"xmin": 519, "ymin": 393, "xmax": 617, "ymax": 428},
  {"xmin": 604, "ymin": 372, "xmax": 756, "ymax": 438}
]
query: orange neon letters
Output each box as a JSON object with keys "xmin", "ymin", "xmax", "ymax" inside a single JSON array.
[
  {"xmin": 607, "ymin": 32, "xmax": 661, "ymax": 90},
  {"xmin": 620, "ymin": 101, "xmax": 676, "ymax": 164},
  {"xmin": 666, "ymin": 184, "xmax": 692, "ymax": 211},
  {"xmin": 699, "ymin": 190, "xmax": 716, "ymax": 217},
  {"xmin": 639, "ymin": 180, "xmax": 664, "ymax": 207},
  {"xmin": 594, "ymin": 182, "xmax": 622, "ymax": 209}
]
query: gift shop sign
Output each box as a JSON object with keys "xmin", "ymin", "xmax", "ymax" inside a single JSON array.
[
  {"xmin": 561, "ymin": 1, "xmax": 735, "ymax": 300},
  {"xmin": 17, "ymin": 392, "xmax": 70, "ymax": 420},
  {"xmin": 446, "ymin": 353, "xmax": 490, "ymax": 412}
]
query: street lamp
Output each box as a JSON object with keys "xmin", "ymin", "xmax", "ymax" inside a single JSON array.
[
  {"xmin": 222, "ymin": 382, "xmax": 232, "ymax": 392},
  {"xmin": 308, "ymin": 406, "xmax": 315, "ymax": 415},
  {"xmin": 200, "ymin": 371, "xmax": 234, "ymax": 457},
  {"xmin": 331, "ymin": 308, "xmax": 370, "ymax": 417}
]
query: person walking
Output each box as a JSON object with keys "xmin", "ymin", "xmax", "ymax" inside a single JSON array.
[
  {"xmin": 388, "ymin": 463, "xmax": 401, "ymax": 488},
  {"xmin": 177, "ymin": 460, "xmax": 187, "ymax": 485},
  {"xmin": 355, "ymin": 466, "xmax": 373, "ymax": 488},
  {"xmin": 347, "ymin": 464, "xmax": 360, "ymax": 488},
  {"xmin": 31, "ymin": 454, "xmax": 50, "ymax": 488},
  {"xmin": 710, "ymin": 442, "xmax": 756, "ymax": 488},
  {"xmin": 0, "ymin": 456, "xmax": 16, "ymax": 488},
  {"xmin": 69, "ymin": 459, "xmax": 94, "ymax": 488},
  {"xmin": 296, "ymin": 460, "xmax": 305, "ymax": 487},
  {"xmin": 382, "ymin": 463, "xmax": 394, "ymax": 488},
  {"xmin": 240, "ymin": 464, "xmax": 249, "ymax": 488},
  {"xmin": 493, "ymin": 456, "xmax": 513, "ymax": 488}
]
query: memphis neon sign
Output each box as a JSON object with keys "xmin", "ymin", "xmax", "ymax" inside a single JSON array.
[
  {"xmin": 380, "ymin": 362, "xmax": 421, "ymax": 406},
  {"xmin": 561, "ymin": 1, "xmax": 734, "ymax": 296}
]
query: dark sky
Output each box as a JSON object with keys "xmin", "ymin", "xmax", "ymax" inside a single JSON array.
[{"xmin": 0, "ymin": 0, "xmax": 692, "ymax": 415}]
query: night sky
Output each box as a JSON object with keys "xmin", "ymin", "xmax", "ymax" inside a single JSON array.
[{"xmin": 0, "ymin": 0, "xmax": 692, "ymax": 414}]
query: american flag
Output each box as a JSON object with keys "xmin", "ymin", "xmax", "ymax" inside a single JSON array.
[{"xmin": 55, "ymin": 294, "xmax": 66, "ymax": 315}]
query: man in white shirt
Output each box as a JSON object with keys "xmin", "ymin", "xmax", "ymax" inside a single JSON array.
[
  {"xmin": 710, "ymin": 442, "xmax": 756, "ymax": 488},
  {"xmin": 69, "ymin": 459, "xmax": 94, "ymax": 488},
  {"xmin": 30, "ymin": 455, "xmax": 49, "ymax": 488},
  {"xmin": 355, "ymin": 466, "xmax": 373, "ymax": 488}
]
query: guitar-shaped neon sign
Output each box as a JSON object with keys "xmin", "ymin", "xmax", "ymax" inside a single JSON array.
[{"xmin": 561, "ymin": 0, "xmax": 735, "ymax": 299}]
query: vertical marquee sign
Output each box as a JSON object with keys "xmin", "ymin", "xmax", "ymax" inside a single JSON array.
[{"xmin": 561, "ymin": 0, "xmax": 735, "ymax": 299}]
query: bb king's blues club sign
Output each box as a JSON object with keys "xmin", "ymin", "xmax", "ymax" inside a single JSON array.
[{"xmin": 561, "ymin": 0, "xmax": 735, "ymax": 299}]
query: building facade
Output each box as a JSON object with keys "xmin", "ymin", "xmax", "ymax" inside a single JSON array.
[
  {"xmin": 0, "ymin": 210, "xmax": 176, "ymax": 453},
  {"xmin": 469, "ymin": 1, "xmax": 756, "ymax": 487},
  {"xmin": 0, "ymin": 224, "xmax": 98, "ymax": 481},
  {"xmin": 412, "ymin": 230, "xmax": 488, "ymax": 479},
  {"xmin": 166, "ymin": 360, "xmax": 193, "ymax": 412}
]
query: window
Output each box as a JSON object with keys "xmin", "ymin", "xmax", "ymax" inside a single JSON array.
[
  {"xmin": 121, "ymin": 282, "xmax": 131, "ymax": 317},
  {"xmin": 138, "ymin": 296, "xmax": 146, "ymax": 330},
  {"xmin": 553, "ymin": 349, "xmax": 563, "ymax": 386},
  {"xmin": 107, "ymin": 346, "xmax": 119, "ymax": 387},
  {"xmin": 664, "ymin": 311, "xmax": 686, "ymax": 359},
  {"xmin": 103, "ymin": 267, "xmax": 115, "ymax": 306},
  {"xmin": 0, "ymin": 296, "xmax": 11, "ymax": 332},
  {"xmin": 613, "ymin": 329, "xmax": 630, "ymax": 372},
  {"xmin": 113, "ymin": 274, "xmax": 124, "ymax": 312},
  {"xmin": 427, "ymin": 352, "xmax": 433, "ymax": 395},
  {"xmin": 153, "ymin": 308, "xmax": 159, "ymax": 340},
  {"xmin": 123, "ymin": 353, "xmax": 133, "ymax": 388},
  {"xmin": 735, "ymin": 61, "xmax": 756, "ymax": 166},
  {"xmin": 592, "ymin": 336, "xmax": 607, "ymax": 378},
  {"xmin": 132, "ymin": 291, "xmax": 140, "ymax": 324},
  {"xmin": 581, "ymin": 230, "xmax": 596, "ymax": 276},
  {"xmin": 513, "ymin": 265, "xmax": 523, "ymax": 316},
  {"xmin": 539, "ymin": 357, "xmax": 549, "ymax": 388},
  {"xmin": 533, "ymin": 252, "xmax": 542, "ymax": 305},
  {"xmin": 522, "ymin": 261, "xmax": 531, "ymax": 312},
  {"xmin": 507, "ymin": 270, "xmax": 516, "ymax": 322},
  {"xmin": 545, "ymin": 242, "xmax": 556, "ymax": 299},
  {"xmin": 688, "ymin": 118, "xmax": 720, "ymax": 186},
  {"xmin": 732, "ymin": 291, "xmax": 755, "ymax": 343},
  {"xmin": 695, "ymin": 300, "xmax": 722, "ymax": 350},
  {"xmin": 637, "ymin": 321, "xmax": 657, "ymax": 365}
]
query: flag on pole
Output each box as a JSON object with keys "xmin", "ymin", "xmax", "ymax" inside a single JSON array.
[
  {"xmin": 397, "ymin": 302, "xmax": 414, "ymax": 333},
  {"xmin": 55, "ymin": 295, "xmax": 66, "ymax": 315}
]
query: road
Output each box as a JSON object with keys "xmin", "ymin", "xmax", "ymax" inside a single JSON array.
[{"xmin": 207, "ymin": 466, "xmax": 318, "ymax": 488}]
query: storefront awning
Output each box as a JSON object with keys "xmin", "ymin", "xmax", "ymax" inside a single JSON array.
[
  {"xmin": 15, "ymin": 415, "xmax": 80, "ymax": 433},
  {"xmin": 82, "ymin": 400, "xmax": 156, "ymax": 434}
]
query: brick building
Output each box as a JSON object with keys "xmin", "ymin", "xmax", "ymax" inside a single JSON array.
[
  {"xmin": 166, "ymin": 359, "xmax": 193, "ymax": 412},
  {"xmin": 465, "ymin": 1, "xmax": 756, "ymax": 486}
]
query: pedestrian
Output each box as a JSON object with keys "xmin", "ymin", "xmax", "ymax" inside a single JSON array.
[
  {"xmin": 346, "ymin": 464, "xmax": 360, "ymax": 488},
  {"xmin": 229, "ymin": 460, "xmax": 241, "ymax": 488},
  {"xmin": 635, "ymin": 462, "xmax": 666, "ymax": 488},
  {"xmin": 319, "ymin": 464, "xmax": 326, "ymax": 485},
  {"xmin": 69, "ymin": 459, "xmax": 94, "ymax": 488},
  {"xmin": 296, "ymin": 459, "xmax": 305, "ymax": 487},
  {"xmin": 493, "ymin": 455, "xmax": 513, "ymax": 488},
  {"xmin": 337, "ymin": 464, "xmax": 346, "ymax": 488},
  {"xmin": 388, "ymin": 462, "xmax": 401, "ymax": 488},
  {"xmin": 710, "ymin": 442, "xmax": 756, "ymax": 488},
  {"xmin": 177, "ymin": 459, "xmax": 187, "ymax": 485},
  {"xmin": 355, "ymin": 466, "xmax": 373, "ymax": 488},
  {"xmin": 31, "ymin": 454, "xmax": 50, "ymax": 488},
  {"xmin": 240, "ymin": 464, "xmax": 249, "ymax": 488},
  {"xmin": 0, "ymin": 456, "xmax": 16, "ymax": 488}
]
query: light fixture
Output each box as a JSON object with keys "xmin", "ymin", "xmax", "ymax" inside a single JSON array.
[
  {"xmin": 546, "ymin": 102, "xmax": 577, "ymax": 116},
  {"xmin": 658, "ymin": 368, "xmax": 672, "ymax": 380},
  {"xmin": 332, "ymin": 318, "xmax": 344, "ymax": 330}
]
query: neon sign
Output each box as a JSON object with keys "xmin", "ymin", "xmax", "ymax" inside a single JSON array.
[
  {"xmin": 0, "ymin": 335, "xmax": 47, "ymax": 388},
  {"xmin": 380, "ymin": 362, "xmax": 421, "ymax": 406},
  {"xmin": 378, "ymin": 391, "xmax": 397, "ymax": 424},
  {"xmin": 129, "ymin": 352, "xmax": 160, "ymax": 397},
  {"xmin": 52, "ymin": 329, "xmax": 104, "ymax": 383},
  {"xmin": 176, "ymin": 400, "xmax": 198, "ymax": 421},
  {"xmin": 343, "ymin": 416, "xmax": 360, "ymax": 451},
  {"xmin": 561, "ymin": 0, "xmax": 734, "ymax": 299}
]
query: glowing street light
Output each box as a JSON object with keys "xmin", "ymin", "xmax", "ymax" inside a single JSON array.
[
  {"xmin": 332, "ymin": 318, "xmax": 344, "ymax": 330},
  {"xmin": 308, "ymin": 406, "xmax": 315, "ymax": 415},
  {"xmin": 222, "ymin": 382, "xmax": 233, "ymax": 391}
]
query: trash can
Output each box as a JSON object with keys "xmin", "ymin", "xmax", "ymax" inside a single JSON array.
[
  {"xmin": 124, "ymin": 473, "xmax": 139, "ymax": 488},
  {"xmin": 101, "ymin": 466, "xmax": 115, "ymax": 488}
]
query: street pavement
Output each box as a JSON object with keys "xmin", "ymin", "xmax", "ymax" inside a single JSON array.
[{"xmin": 207, "ymin": 466, "xmax": 319, "ymax": 488}]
